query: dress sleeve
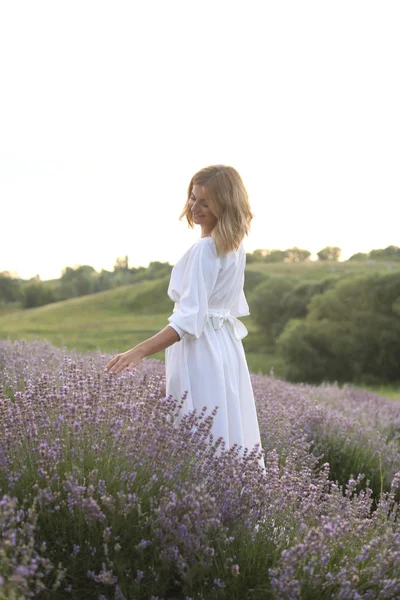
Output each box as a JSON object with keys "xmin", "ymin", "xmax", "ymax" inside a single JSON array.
[
  {"xmin": 231, "ymin": 288, "xmax": 250, "ymax": 317},
  {"xmin": 167, "ymin": 241, "xmax": 220, "ymax": 340}
]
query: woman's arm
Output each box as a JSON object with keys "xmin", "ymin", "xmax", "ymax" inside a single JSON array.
[
  {"xmin": 104, "ymin": 325, "xmax": 180, "ymax": 375},
  {"xmin": 136, "ymin": 325, "xmax": 180, "ymax": 358}
]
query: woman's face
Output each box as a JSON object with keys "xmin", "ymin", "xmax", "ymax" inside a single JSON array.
[{"xmin": 189, "ymin": 184, "xmax": 218, "ymax": 232}]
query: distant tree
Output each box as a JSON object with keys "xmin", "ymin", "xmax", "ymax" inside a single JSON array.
[
  {"xmin": 114, "ymin": 255, "xmax": 129, "ymax": 270},
  {"xmin": 317, "ymin": 246, "xmax": 342, "ymax": 261},
  {"xmin": 0, "ymin": 272, "xmax": 22, "ymax": 303},
  {"xmin": 21, "ymin": 281, "xmax": 56, "ymax": 308},
  {"xmin": 129, "ymin": 266, "xmax": 147, "ymax": 279},
  {"xmin": 249, "ymin": 249, "xmax": 270, "ymax": 262},
  {"xmin": 146, "ymin": 261, "xmax": 172, "ymax": 280},
  {"xmin": 250, "ymin": 275, "xmax": 339, "ymax": 346},
  {"xmin": 277, "ymin": 271, "xmax": 400, "ymax": 384},
  {"xmin": 246, "ymin": 252, "xmax": 257, "ymax": 263},
  {"xmin": 370, "ymin": 245, "xmax": 400, "ymax": 260},
  {"xmin": 112, "ymin": 268, "xmax": 134, "ymax": 287},
  {"xmin": 60, "ymin": 265, "xmax": 96, "ymax": 299},
  {"xmin": 92, "ymin": 269, "xmax": 115, "ymax": 293},
  {"xmin": 243, "ymin": 271, "xmax": 269, "ymax": 294},
  {"xmin": 247, "ymin": 248, "xmax": 310, "ymax": 263},
  {"xmin": 282, "ymin": 277, "xmax": 339, "ymax": 320},
  {"xmin": 264, "ymin": 250, "xmax": 288, "ymax": 263},
  {"xmin": 284, "ymin": 247, "xmax": 311, "ymax": 263},
  {"xmin": 250, "ymin": 277, "xmax": 295, "ymax": 344},
  {"xmin": 348, "ymin": 252, "xmax": 369, "ymax": 261}
]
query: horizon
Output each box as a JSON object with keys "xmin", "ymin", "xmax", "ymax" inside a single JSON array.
[{"xmin": 2, "ymin": 239, "xmax": 398, "ymax": 282}]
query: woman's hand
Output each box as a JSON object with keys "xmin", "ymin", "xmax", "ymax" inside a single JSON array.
[
  {"xmin": 104, "ymin": 326, "xmax": 179, "ymax": 375},
  {"xmin": 104, "ymin": 347, "xmax": 144, "ymax": 375}
]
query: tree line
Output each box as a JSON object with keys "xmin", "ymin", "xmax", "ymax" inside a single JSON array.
[
  {"xmin": 246, "ymin": 245, "xmax": 342, "ymax": 263},
  {"xmin": 1, "ymin": 244, "xmax": 399, "ymax": 310},
  {"xmin": 0, "ymin": 256, "xmax": 172, "ymax": 309},
  {"xmin": 246, "ymin": 244, "xmax": 400, "ymax": 263}
]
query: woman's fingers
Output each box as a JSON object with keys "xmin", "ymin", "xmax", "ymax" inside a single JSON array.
[
  {"xmin": 105, "ymin": 354, "xmax": 120, "ymax": 371},
  {"xmin": 104, "ymin": 354, "xmax": 123, "ymax": 373},
  {"xmin": 115, "ymin": 360, "xmax": 128, "ymax": 375},
  {"xmin": 105, "ymin": 350, "xmax": 140, "ymax": 375},
  {"xmin": 106, "ymin": 357, "xmax": 131, "ymax": 375}
]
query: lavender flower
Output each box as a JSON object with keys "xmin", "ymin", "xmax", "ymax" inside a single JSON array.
[{"xmin": 0, "ymin": 338, "xmax": 399, "ymax": 599}]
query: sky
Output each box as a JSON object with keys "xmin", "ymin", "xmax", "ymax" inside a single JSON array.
[{"xmin": 1, "ymin": 0, "xmax": 399, "ymax": 281}]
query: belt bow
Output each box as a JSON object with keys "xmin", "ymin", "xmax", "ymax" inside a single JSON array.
[{"xmin": 207, "ymin": 308, "xmax": 248, "ymax": 341}]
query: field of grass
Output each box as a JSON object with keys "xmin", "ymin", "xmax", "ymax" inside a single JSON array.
[
  {"xmin": 0, "ymin": 281, "xmax": 273, "ymax": 376},
  {"xmin": 349, "ymin": 383, "xmax": 400, "ymax": 401},
  {"xmin": 246, "ymin": 257, "xmax": 400, "ymax": 280},
  {"xmin": 0, "ymin": 281, "xmax": 169, "ymax": 358},
  {"xmin": 1, "ymin": 260, "xmax": 399, "ymax": 399}
]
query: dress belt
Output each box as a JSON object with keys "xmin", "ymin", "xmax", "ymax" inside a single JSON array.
[
  {"xmin": 173, "ymin": 303, "xmax": 249, "ymax": 341},
  {"xmin": 207, "ymin": 308, "xmax": 248, "ymax": 341}
]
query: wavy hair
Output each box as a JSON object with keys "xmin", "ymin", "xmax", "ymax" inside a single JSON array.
[{"xmin": 179, "ymin": 165, "xmax": 254, "ymax": 255}]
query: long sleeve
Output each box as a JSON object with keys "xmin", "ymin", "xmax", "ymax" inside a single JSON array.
[
  {"xmin": 231, "ymin": 288, "xmax": 250, "ymax": 318},
  {"xmin": 167, "ymin": 241, "xmax": 221, "ymax": 341},
  {"xmin": 230, "ymin": 246, "xmax": 250, "ymax": 317}
]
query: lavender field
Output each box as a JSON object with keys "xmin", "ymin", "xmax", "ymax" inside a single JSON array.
[{"xmin": 0, "ymin": 339, "xmax": 399, "ymax": 600}]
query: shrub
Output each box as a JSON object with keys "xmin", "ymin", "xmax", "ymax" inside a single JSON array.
[
  {"xmin": 21, "ymin": 282, "xmax": 57, "ymax": 309},
  {"xmin": 0, "ymin": 339, "xmax": 399, "ymax": 599},
  {"xmin": 277, "ymin": 271, "xmax": 400, "ymax": 384}
]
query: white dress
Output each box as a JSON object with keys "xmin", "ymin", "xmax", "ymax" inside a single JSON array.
[{"xmin": 165, "ymin": 236, "xmax": 265, "ymax": 469}]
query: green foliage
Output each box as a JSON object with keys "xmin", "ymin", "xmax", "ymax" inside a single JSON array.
[
  {"xmin": 60, "ymin": 265, "xmax": 97, "ymax": 299},
  {"xmin": 284, "ymin": 247, "xmax": 311, "ymax": 263},
  {"xmin": 250, "ymin": 277, "xmax": 295, "ymax": 344},
  {"xmin": 144, "ymin": 261, "xmax": 173, "ymax": 280},
  {"xmin": 282, "ymin": 277, "xmax": 339, "ymax": 320},
  {"xmin": 277, "ymin": 319, "xmax": 354, "ymax": 383},
  {"xmin": 92, "ymin": 268, "xmax": 116, "ymax": 292},
  {"xmin": 249, "ymin": 276, "xmax": 339, "ymax": 346},
  {"xmin": 317, "ymin": 246, "xmax": 342, "ymax": 261},
  {"xmin": 348, "ymin": 252, "xmax": 369, "ymax": 261},
  {"xmin": 0, "ymin": 273, "xmax": 21, "ymax": 304},
  {"xmin": 2, "ymin": 246, "xmax": 400, "ymax": 388},
  {"xmin": 125, "ymin": 276, "xmax": 172, "ymax": 314},
  {"xmin": 370, "ymin": 245, "xmax": 400, "ymax": 260},
  {"xmin": 264, "ymin": 249, "xmax": 288, "ymax": 263},
  {"xmin": 0, "ymin": 279, "xmax": 174, "ymax": 359},
  {"xmin": 353, "ymin": 384, "xmax": 400, "ymax": 401},
  {"xmin": 114, "ymin": 254, "xmax": 129, "ymax": 270},
  {"xmin": 277, "ymin": 272, "xmax": 400, "ymax": 384},
  {"xmin": 243, "ymin": 270, "xmax": 269, "ymax": 294},
  {"xmin": 57, "ymin": 262, "xmax": 172, "ymax": 304},
  {"xmin": 245, "ymin": 252, "xmax": 257, "ymax": 263},
  {"xmin": 21, "ymin": 282, "xmax": 57, "ymax": 309},
  {"xmin": 246, "ymin": 247, "xmax": 311, "ymax": 263},
  {"xmin": 246, "ymin": 254, "xmax": 400, "ymax": 282},
  {"xmin": 2, "ymin": 246, "xmax": 399, "ymax": 314},
  {"xmin": 347, "ymin": 246, "xmax": 400, "ymax": 262}
]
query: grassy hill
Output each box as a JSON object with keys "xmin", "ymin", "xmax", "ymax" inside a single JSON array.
[
  {"xmin": 0, "ymin": 279, "xmax": 171, "ymax": 356},
  {"xmin": 0, "ymin": 277, "xmax": 272, "ymax": 372},
  {"xmin": 246, "ymin": 257, "xmax": 400, "ymax": 280},
  {"xmin": 1, "ymin": 259, "xmax": 400, "ymax": 395}
]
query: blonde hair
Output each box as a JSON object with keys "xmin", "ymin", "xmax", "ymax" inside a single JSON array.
[{"xmin": 179, "ymin": 165, "xmax": 254, "ymax": 255}]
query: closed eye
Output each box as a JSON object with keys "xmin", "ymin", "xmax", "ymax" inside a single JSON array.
[{"xmin": 190, "ymin": 195, "xmax": 208, "ymax": 207}]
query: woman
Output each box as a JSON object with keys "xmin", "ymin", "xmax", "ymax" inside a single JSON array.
[{"xmin": 105, "ymin": 165, "xmax": 265, "ymax": 467}]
